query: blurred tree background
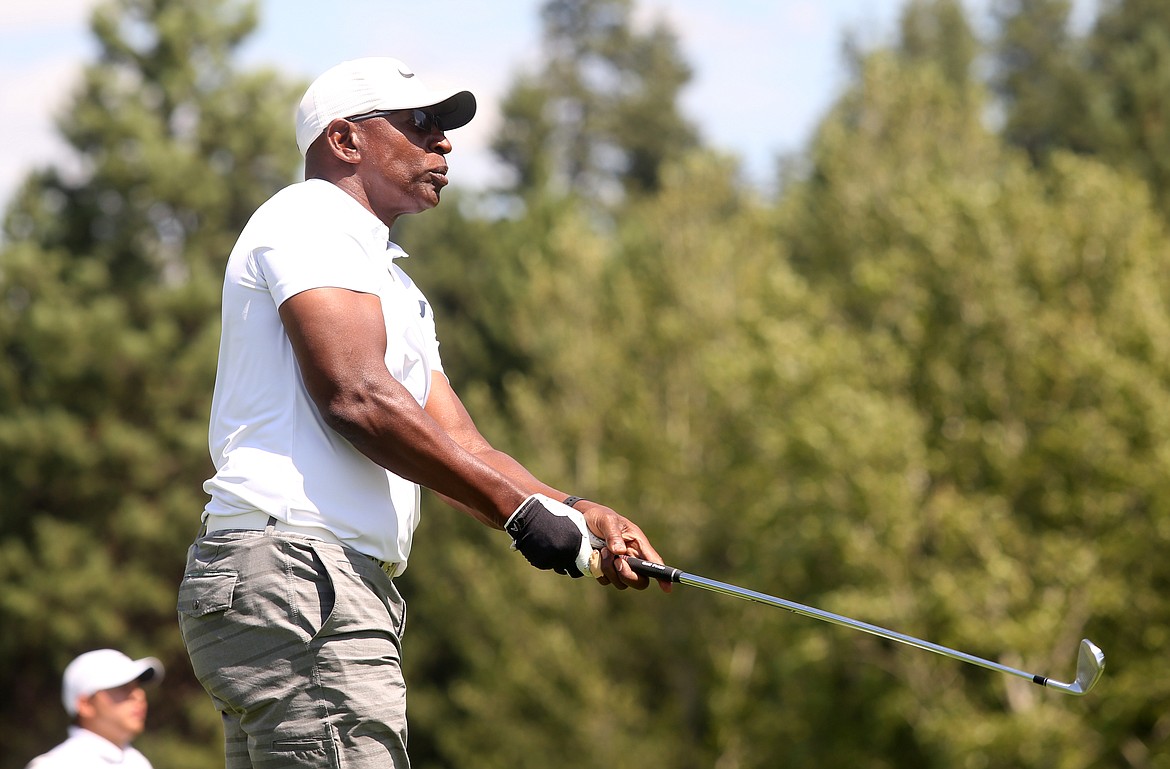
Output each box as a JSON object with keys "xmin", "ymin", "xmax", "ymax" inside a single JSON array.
[{"xmin": 1, "ymin": 0, "xmax": 1167, "ymax": 767}]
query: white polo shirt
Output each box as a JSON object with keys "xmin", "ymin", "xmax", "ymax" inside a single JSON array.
[
  {"xmin": 203, "ymin": 179, "xmax": 443, "ymax": 568},
  {"xmin": 25, "ymin": 727, "xmax": 153, "ymax": 769}
]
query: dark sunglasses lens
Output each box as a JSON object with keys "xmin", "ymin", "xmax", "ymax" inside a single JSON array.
[{"xmin": 412, "ymin": 109, "xmax": 441, "ymax": 133}]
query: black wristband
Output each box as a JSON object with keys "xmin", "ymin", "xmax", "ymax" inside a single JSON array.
[{"xmin": 563, "ymin": 496, "xmax": 586, "ymax": 509}]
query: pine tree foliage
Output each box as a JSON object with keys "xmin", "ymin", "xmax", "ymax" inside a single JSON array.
[
  {"xmin": 2, "ymin": 0, "xmax": 1170, "ymax": 767},
  {"xmin": 900, "ymin": 0, "xmax": 980, "ymax": 91},
  {"xmin": 0, "ymin": 1, "xmax": 303, "ymax": 767},
  {"xmin": 1079, "ymin": 0, "xmax": 1170, "ymax": 216},
  {"xmin": 782, "ymin": 31, "xmax": 1170, "ymax": 769},
  {"xmin": 491, "ymin": 0, "xmax": 698, "ymax": 200},
  {"xmin": 402, "ymin": 147, "xmax": 924, "ymax": 768},
  {"xmin": 991, "ymin": 0, "xmax": 1088, "ymax": 162},
  {"xmin": 995, "ymin": 0, "xmax": 1170, "ymax": 219}
]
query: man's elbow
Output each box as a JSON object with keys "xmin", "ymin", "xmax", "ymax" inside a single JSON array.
[{"xmin": 320, "ymin": 391, "xmax": 375, "ymax": 443}]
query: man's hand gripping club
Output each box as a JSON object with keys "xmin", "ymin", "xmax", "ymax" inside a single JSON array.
[
  {"xmin": 505, "ymin": 494, "xmax": 600, "ymax": 577},
  {"xmin": 505, "ymin": 494, "xmax": 671, "ymax": 590}
]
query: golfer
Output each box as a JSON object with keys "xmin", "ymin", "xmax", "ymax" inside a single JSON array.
[
  {"xmin": 177, "ymin": 56, "xmax": 667, "ymax": 768},
  {"xmin": 27, "ymin": 649, "xmax": 164, "ymax": 769}
]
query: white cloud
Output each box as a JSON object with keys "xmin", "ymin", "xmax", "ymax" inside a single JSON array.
[
  {"xmin": 0, "ymin": 1, "xmax": 100, "ymax": 212},
  {"xmin": 783, "ymin": 2, "xmax": 831, "ymax": 35},
  {"xmin": 0, "ymin": 56, "xmax": 85, "ymax": 210},
  {"xmin": 0, "ymin": 0, "xmax": 98, "ymax": 29}
]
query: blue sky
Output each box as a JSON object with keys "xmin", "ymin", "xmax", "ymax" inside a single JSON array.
[{"xmin": 0, "ymin": 1, "xmax": 1096, "ymax": 211}]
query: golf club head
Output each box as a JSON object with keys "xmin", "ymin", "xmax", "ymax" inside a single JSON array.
[
  {"xmin": 1045, "ymin": 638, "xmax": 1105, "ymax": 695},
  {"xmin": 1073, "ymin": 638, "xmax": 1106, "ymax": 694}
]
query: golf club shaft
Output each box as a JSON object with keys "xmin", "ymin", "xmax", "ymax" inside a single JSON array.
[{"xmin": 624, "ymin": 557, "xmax": 1049, "ymax": 687}]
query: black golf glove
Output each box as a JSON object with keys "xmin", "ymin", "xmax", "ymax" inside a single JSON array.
[{"xmin": 505, "ymin": 494, "xmax": 596, "ymax": 578}]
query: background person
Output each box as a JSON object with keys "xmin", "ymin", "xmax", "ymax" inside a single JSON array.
[
  {"xmin": 26, "ymin": 648, "xmax": 164, "ymax": 769},
  {"xmin": 177, "ymin": 56, "xmax": 668, "ymax": 769}
]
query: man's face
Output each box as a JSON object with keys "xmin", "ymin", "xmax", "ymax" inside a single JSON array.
[
  {"xmin": 79, "ymin": 679, "xmax": 149, "ymax": 747},
  {"xmin": 353, "ymin": 109, "xmax": 452, "ymax": 223}
]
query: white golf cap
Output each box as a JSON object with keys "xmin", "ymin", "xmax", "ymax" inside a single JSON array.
[
  {"xmin": 295, "ymin": 57, "xmax": 477, "ymax": 155},
  {"xmin": 62, "ymin": 649, "xmax": 164, "ymax": 716}
]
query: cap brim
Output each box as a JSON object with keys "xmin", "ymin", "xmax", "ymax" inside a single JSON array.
[
  {"xmin": 136, "ymin": 657, "xmax": 164, "ymax": 686},
  {"xmin": 429, "ymin": 91, "xmax": 476, "ymax": 130}
]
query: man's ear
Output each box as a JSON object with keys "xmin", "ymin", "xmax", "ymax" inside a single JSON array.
[
  {"xmin": 74, "ymin": 693, "xmax": 97, "ymax": 722},
  {"xmin": 323, "ymin": 118, "xmax": 362, "ymax": 165}
]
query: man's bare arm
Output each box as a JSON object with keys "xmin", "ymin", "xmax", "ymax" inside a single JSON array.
[{"xmin": 279, "ymin": 286, "xmax": 525, "ymax": 526}]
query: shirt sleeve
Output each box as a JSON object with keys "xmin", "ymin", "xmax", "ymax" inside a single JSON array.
[{"xmin": 254, "ymin": 230, "xmax": 384, "ymax": 307}]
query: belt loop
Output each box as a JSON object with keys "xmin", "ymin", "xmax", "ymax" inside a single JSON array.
[{"xmin": 264, "ymin": 516, "xmax": 278, "ymax": 534}]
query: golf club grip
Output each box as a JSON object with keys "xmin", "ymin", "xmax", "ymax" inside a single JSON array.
[{"xmin": 624, "ymin": 556, "xmax": 683, "ymax": 583}]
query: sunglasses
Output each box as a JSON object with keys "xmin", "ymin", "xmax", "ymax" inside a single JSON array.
[{"xmin": 347, "ymin": 108, "xmax": 444, "ymax": 134}]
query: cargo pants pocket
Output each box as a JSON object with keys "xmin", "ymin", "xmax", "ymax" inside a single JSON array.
[{"xmin": 177, "ymin": 571, "xmax": 238, "ymax": 617}]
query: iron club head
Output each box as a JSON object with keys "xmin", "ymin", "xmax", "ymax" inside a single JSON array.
[{"xmin": 1039, "ymin": 639, "xmax": 1105, "ymax": 695}]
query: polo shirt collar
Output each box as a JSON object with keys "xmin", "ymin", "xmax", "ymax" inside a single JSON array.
[
  {"xmin": 387, "ymin": 241, "xmax": 410, "ymax": 260},
  {"xmin": 307, "ymin": 179, "xmax": 394, "ymax": 256}
]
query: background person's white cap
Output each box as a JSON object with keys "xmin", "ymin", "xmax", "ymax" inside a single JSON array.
[
  {"xmin": 62, "ymin": 649, "xmax": 164, "ymax": 716},
  {"xmin": 295, "ymin": 57, "xmax": 477, "ymax": 155}
]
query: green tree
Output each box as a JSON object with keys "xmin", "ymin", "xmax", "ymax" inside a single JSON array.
[
  {"xmin": 900, "ymin": 0, "xmax": 980, "ymax": 91},
  {"xmin": 991, "ymin": 0, "xmax": 1089, "ymax": 163},
  {"xmin": 994, "ymin": 0, "xmax": 1170, "ymax": 219},
  {"xmin": 782, "ymin": 28, "xmax": 1170, "ymax": 768},
  {"xmin": 0, "ymin": 1, "xmax": 303, "ymax": 767},
  {"xmin": 491, "ymin": 0, "xmax": 698, "ymax": 201},
  {"xmin": 395, "ymin": 1, "xmax": 1170, "ymax": 764},
  {"xmin": 1079, "ymin": 0, "xmax": 1170, "ymax": 216},
  {"xmin": 398, "ymin": 145, "xmax": 921, "ymax": 768},
  {"xmin": 399, "ymin": 2, "xmax": 1166, "ymax": 764},
  {"xmin": 6, "ymin": 0, "xmax": 1169, "ymax": 766}
]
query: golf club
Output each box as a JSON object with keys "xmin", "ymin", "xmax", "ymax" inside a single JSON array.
[{"xmin": 623, "ymin": 556, "xmax": 1105, "ymax": 696}]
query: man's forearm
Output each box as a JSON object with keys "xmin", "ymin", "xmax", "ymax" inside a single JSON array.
[
  {"xmin": 324, "ymin": 383, "xmax": 528, "ymax": 524},
  {"xmin": 432, "ymin": 446, "xmax": 566, "ymax": 529}
]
